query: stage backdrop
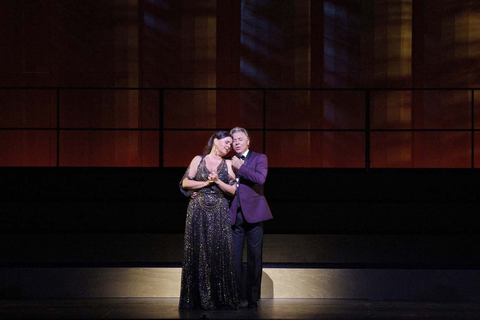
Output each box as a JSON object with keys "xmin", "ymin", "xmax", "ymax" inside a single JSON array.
[{"xmin": 1, "ymin": 0, "xmax": 480, "ymax": 168}]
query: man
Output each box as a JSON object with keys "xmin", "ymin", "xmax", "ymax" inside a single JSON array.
[{"xmin": 230, "ymin": 127, "xmax": 273, "ymax": 309}]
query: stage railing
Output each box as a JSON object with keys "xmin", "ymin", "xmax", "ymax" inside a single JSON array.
[{"xmin": 0, "ymin": 87, "xmax": 478, "ymax": 169}]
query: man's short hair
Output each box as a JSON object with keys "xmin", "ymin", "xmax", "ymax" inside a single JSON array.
[{"xmin": 230, "ymin": 127, "xmax": 250, "ymax": 140}]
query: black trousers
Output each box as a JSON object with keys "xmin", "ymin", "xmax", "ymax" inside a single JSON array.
[{"xmin": 232, "ymin": 208, "xmax": 263, "ymax": 302}]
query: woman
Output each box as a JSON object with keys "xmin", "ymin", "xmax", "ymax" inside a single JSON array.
[{"xmin": 179, "ymin": 131, "xmax": 240, "ymax": 310}]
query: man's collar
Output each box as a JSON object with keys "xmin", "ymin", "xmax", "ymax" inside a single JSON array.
[{"xmin": 241, "ymin": 149, "xmax": 250, "ymax": 158}]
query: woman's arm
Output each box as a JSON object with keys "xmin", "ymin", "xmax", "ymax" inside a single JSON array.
[
  {"xmin": 182, "ymin": 156, "xmax": 212, "ymax": 190},
  {"xmin": 227, "ymin": 159, "xmax": 236, "ymax": 181}
]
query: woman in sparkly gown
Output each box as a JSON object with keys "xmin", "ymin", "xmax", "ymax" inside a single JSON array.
[{"xmin": 179, "ymin": 131, "xmax": 240, "ymax": 310}]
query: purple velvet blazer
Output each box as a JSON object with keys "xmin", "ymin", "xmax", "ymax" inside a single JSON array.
[{"xmin": 229, "ymin": 151, "xmax": 273, "ymax": 225}]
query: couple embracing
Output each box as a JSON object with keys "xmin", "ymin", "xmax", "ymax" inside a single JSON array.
[{"xmin": 179, "ymin": 127, "xmax": 273, "ymax": 310}]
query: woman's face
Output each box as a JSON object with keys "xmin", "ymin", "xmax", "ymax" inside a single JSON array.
[{"xmin": 214, "ymin": 137, "xmax": 233, "ymax": 157}]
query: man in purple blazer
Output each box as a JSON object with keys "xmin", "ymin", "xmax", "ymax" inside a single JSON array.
[{"xmin": 230, "ymin": 127, "xmax": 273, "ymax": 308}]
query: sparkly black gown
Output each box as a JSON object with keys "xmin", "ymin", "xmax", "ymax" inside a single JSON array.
[{"xmin": 179, "ymin": 157, "xmax": 240, "ymax": 310}]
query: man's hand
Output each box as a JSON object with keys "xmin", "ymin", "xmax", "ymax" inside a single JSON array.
[{"xmin": 232, "ymin": 156, "xmax": 244, "ymax": 170}]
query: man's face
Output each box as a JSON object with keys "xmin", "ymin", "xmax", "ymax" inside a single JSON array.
[{"xmin": 232, "ymin": 132, "xmax": 250, "ymax": 155}]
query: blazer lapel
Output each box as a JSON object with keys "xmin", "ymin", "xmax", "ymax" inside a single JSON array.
[
  {"xmin": 244, "ymin": 150, "xmax": 252, "ymax": 167},
  {"xmin": 236, "ymin": 151, "xmax": 252, "ymax": 185}
]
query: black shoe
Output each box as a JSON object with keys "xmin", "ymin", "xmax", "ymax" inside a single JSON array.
[
  {"xmin": 247, "ymin": 301, "xmax": 258, "ymax": 309},
  {"xmin": 239, "ymin": 299, "xmax": 248, "ymax": 308}
]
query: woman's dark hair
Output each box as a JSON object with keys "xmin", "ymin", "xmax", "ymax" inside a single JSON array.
[{"xmin": 204, "ymin": 131, "xmax": 232, "ymax": 155}]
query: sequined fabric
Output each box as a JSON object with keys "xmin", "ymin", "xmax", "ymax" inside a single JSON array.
[{"xmin": 179, "ymin": 157, "xmax": 239, "ymax": 310}]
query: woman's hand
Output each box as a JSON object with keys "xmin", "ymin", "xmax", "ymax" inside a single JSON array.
[
  {"xmin": 209, "ymin": 167, "xmax": 236, "ymax": 196},
  {"xmin": 208, "ymin": 169, "xmax": 219, "ymax": 184}
]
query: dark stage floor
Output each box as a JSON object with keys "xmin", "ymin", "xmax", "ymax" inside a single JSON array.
[{"xmin": 2, "ymin": 298, "xmax": 480, "ymax": 319}]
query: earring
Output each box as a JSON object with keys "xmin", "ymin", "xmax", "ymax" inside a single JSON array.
[{"xmin": 214, "ymin": 146, "xmax": 218, "ymax": 156}]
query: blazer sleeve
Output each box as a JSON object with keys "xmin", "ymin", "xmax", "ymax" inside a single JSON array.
[{"xmin": 237, "ymin": 153, "xmax": 268, "ymax": 185}]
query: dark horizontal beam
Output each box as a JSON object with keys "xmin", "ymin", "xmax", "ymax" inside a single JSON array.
[
  {"xmin": 0, "ymin": 128, "xmax": 478, "ymax": 132},
  {"xmin": 1, "ymin": 87, "xmax": 480, "ymax": 91}
]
